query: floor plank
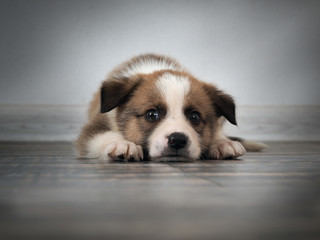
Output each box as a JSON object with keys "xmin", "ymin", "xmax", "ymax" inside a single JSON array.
[{"xmin": 0, "ymin": 142, "xmax": 319, "ymax": 240}]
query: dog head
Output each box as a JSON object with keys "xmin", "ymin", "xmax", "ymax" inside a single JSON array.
[{"xmin": 100, "ymin": 70, "xmax": 236, "ymax": 160}]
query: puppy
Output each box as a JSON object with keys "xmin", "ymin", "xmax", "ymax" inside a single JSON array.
[{"xmin": 76, "ymin": 54, "xmax": 265, "ymax": 161}]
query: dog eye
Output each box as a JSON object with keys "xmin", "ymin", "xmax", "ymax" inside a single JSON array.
[
  {"xmin": 189, "ymin": 111, "xmax": 201, "ymax": 125},
  {"xmin": 145, "ymin": 109, "xmax": 160, "ymax": 122}
]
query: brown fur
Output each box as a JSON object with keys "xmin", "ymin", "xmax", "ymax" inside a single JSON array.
[{"xmin": 76, "ymin": 113, "xmax": 111, "ymax": 156}]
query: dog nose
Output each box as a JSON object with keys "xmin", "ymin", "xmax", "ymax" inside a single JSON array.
[{"xmin": 167, "ymin": 132, "xmax": 188, "ymax": 150}]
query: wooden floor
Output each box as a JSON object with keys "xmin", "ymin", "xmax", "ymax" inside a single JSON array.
[{"xmin": 0, "ymin": 142, "xmax": 319, "ymax": 240}]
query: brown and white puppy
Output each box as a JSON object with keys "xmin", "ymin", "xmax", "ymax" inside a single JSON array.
[{"xmin": 76, "ymin": 54, "xmax": 265, "ymax": 161}]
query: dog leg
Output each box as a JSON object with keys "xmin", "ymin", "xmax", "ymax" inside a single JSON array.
[
  {"xmin": 208, "ymin": 118, "xmax": 246, "ymax": 159},
  {"xmin": 87, "ymin": 132, "xmax": 144, "ymax": 161},
  {"xmin": 209, "ymin": 138, "xmax": 246, "ymax": 159}
]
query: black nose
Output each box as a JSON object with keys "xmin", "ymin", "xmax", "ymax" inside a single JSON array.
[{"xmin": 167, "ymin": 132, "xmax": 188, "ymax": 150}]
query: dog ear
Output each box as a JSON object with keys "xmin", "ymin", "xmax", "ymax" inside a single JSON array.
[
  {"xmin": 100, "ymin": 77, "xmax": 141, "ymax": 113},
  {"xmin": 214, "ymin": 90, "xmax": 237, "ymax": 125},
  {"xmin": 205, "ymin": 84, "xmax": 237, "ymax": 126}
]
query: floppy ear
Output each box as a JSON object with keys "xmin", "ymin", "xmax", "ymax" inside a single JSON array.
[
  {"xmin": 204, "ymin": 84, "xmax": 237, "ymax": 126},
  {"xmin": 100, "ymin": 77, "xmax": 141, "ymax": 113},
  {"xmin": 214, "ymin": 90, "xmax": 237, "ymax": 125}
]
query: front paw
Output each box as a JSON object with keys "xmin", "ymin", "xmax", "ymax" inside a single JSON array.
[
  {"xmin": 209, "ymin": 140, "xmax": 246, "ymax": 160},
  {"xmin": 104, "ymin": 141, "xmax": 143, "ymax": 162}
]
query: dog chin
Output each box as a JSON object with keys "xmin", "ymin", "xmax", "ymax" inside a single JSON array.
[
  {"xmin": 149, "ymin": 149, "xmax": 196, "ymax": 162},
  {"xmin": 150, "ymin": 155, "xmax": 196, "ymax": 162}
]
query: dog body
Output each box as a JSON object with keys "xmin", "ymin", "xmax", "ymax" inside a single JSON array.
[{"xmin": 76, "ymin": 54, "xmax": 262, "ymax": 161}]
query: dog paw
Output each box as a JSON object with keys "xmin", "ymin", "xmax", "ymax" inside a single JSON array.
[
  {"xmin": 103, "ymin": 141, "xmax": 144, "ymax": 162},
  {"xmin": 209, "ymin": 140, "xmax": 246, "ymax": 160}
]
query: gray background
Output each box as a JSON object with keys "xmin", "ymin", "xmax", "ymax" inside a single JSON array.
[{"xmin": 1, "ymin": 0, "xmax": 320, "ymax": 106}]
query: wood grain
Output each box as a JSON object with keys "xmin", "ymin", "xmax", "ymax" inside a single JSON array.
[{"xmin": 0, "ymin": 141, "xmax": 319, "ymax": 240}]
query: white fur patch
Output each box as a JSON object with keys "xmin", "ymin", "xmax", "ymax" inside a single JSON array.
[
  {"xmin": 148, "ymin": 73, "xmax": 201, "ymax": 159},
  {"xmin": 87, "ymin": 132, "xmax": 124, "ymax": 159},
  {"xmin": 209, "ymin": 140, "xmax": 246, "ymax": 159},
  {"xmin": 117, "ymin": 57, "xmax": 184, "ymax": 78},
  {"xmin": 209, "ymin": 122, "xmax": 246, "ymax": 159},
  {"xmin": 87, "ymin": 131, "xmax": 143, "ymax": 161},
  {"xmin": 156, "ymin": 73, "xmax": 190, "ymax": 117}
]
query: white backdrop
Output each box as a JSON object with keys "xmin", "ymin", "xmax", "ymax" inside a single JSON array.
[
  {"xmin": 1, "ymin": 0, "xmax": 320, "ymax": 106},
  {"xmin": 1, "ymin": 0, "xmax": 320, "ymax": 141}
]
